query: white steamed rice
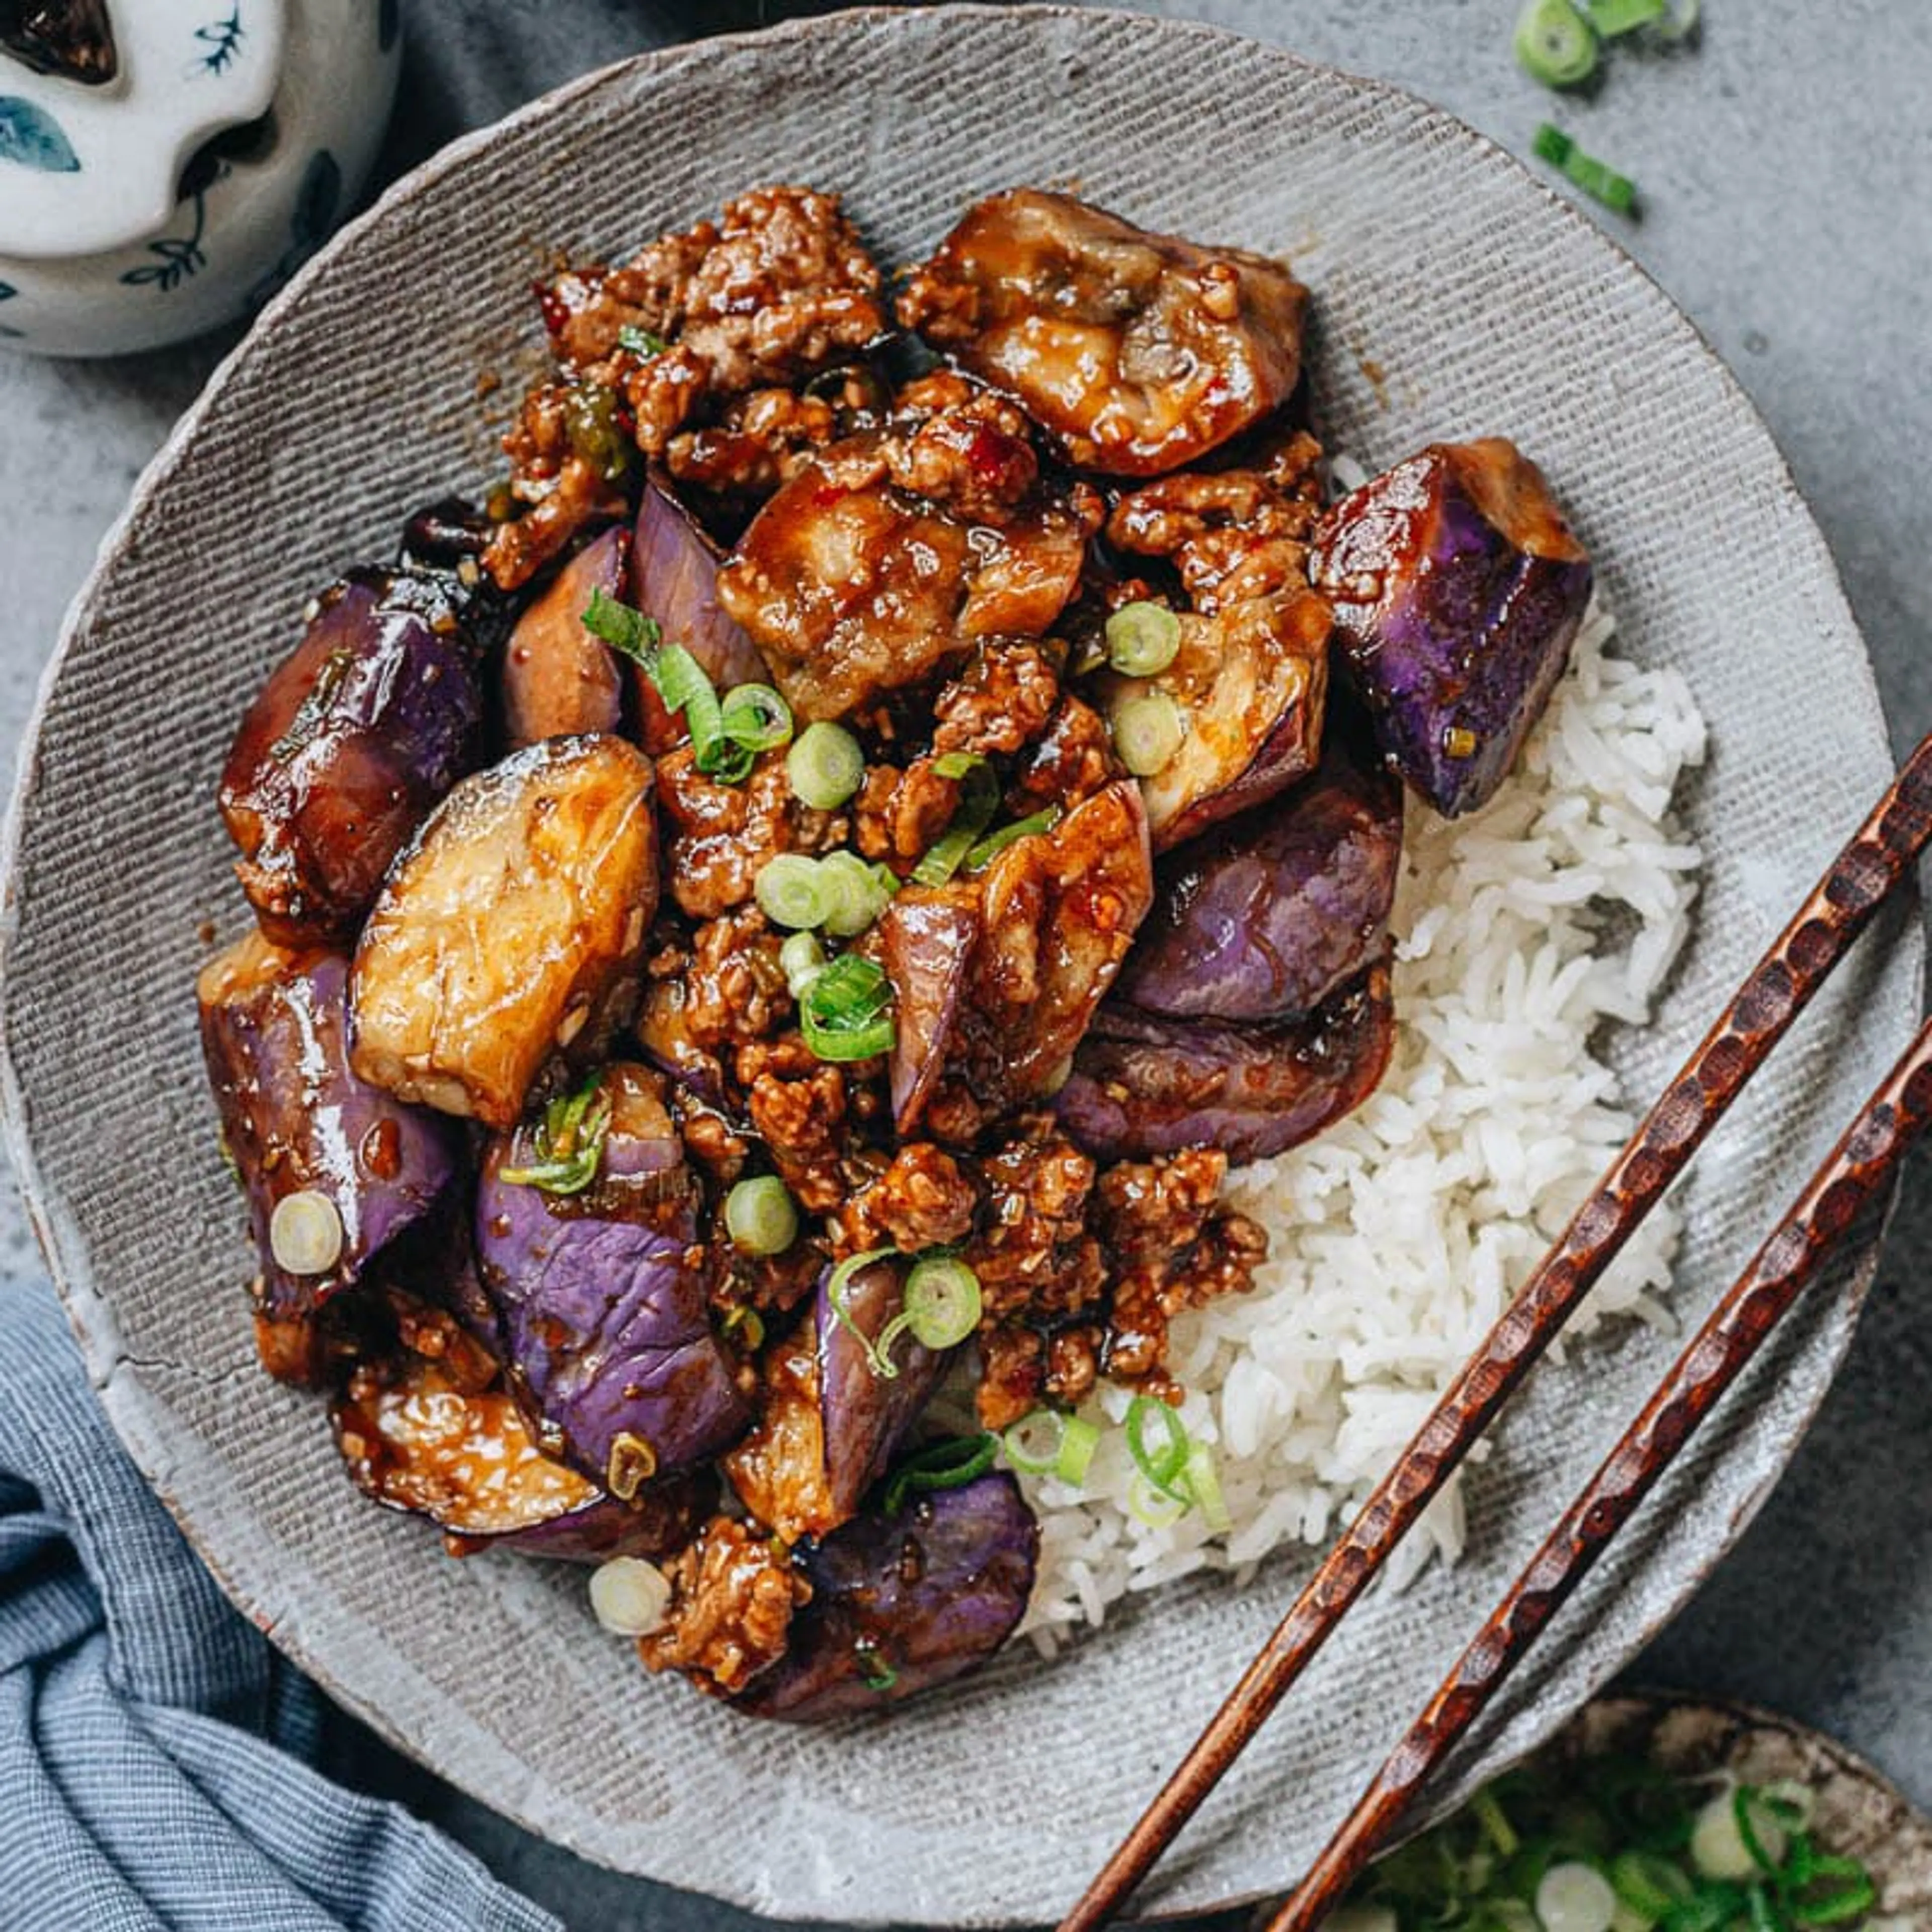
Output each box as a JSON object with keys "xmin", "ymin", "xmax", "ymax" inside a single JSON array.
[{"xmin": 1010, "ymin": 596, "xmax": 1709, "ymax": 1650}]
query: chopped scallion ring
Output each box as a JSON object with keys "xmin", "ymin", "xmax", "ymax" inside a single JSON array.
[
  {"xmin": 1515, "ymin": 0, "xmax": 1599, "ymax": 87},
  {"xmin": 1533, "ymin": 122, "xmax": 1639, "ymax": 215},
  {"xmin": 615, "ymin": 325, "xmax": 669, "ymax": 358},
  {"xmin": 964, "ymin": 807, "xmax": 1061, "ymax": 872},
  {"xmin": 580, "ymin": 585, "xmax": 662, "ymax": 663},
  {"xmin": 718, "ymin": 682, "xmax": 794, "ymax": 754},
  {"xmin": 588, "ymin": 1556, "xmax": 671, "ymax": 1637},
  {"xmin": 723, "ymin": 1175, "xmax": 798, "ymax": 1256},
  {"xmin": 1125, "ymin": 1393, "xmax": 1191, "ymax": 1499},
  {"xmin": 1112, "ymin": 690, "xmax": 1185, "ymax": 776},
  {"xmin": 881, "ymin": 1431, "xmax": 998, "ymax": 1513},
  {"xmin": 1001, "ymin": 1408, "xmax": 1098, "ymax": 1485},
  {"xmin": 1608, "ymin": 1851, "xmax": 1693, "ymax": 1918},
  {"xmin": 1653, "ymin": 0, "xmax": 1698, "ymax": 36},
  {"xmin": 817, "ymin": 849, "xmax": 897, "ymax": 938},
  {"xmin": 779, "ymin": 929, "xmax": 827, "ymax": 998},
  {"xmin": 853, "ymin": 1639, "xmax": 898, "ymax": 1693},
  {"xmin": 1584, "ymin": 0, "xmax": 1663, "ymax": 33},
  {"xmin": 827, "ymin": 1247, "xmax": 903, "ymax": 1378},
  {"xmin": 1179, "ymin": 1440, "xmax": 1233, "ymax": 1534},
  {"xmin": 1534, "ymin": 1862, "xmax": 1617, "ymax": 1932},
  {"xmin": 1125, "ymin": 1470, "xmax": 1188, "ymax": 1528},
  {"xmin": 900, "ymin": 1255, "xmax": 982, "ymax": 1349},
  {"xmin": 754, "ymin": 852, "xmax": 829, "ymax": 930},
  {"xmin": 911, "ymin": 755, "xmax": 1000, "ymax": 887},
  {"xmin": 1104, "ymin": 600, "xmax": 1183, "ymax": 677},
  {"xmin": 786, "ymin": 720, "xmax": 866, "ymax": 809},
  {"xmin": 799, "ymin": 952, "xmax": 896, "ymax": 1063},
  {"xmin": 268, "ymin": 1189, "xmax": 343, "ymax": 1276},
  {"xmin": 500, "ymin": 1074, "xmax": 611, "ymax": 1194},
  {"xmin": 652, "ymin": 645, "xmax": 747, "ymax": 780}
]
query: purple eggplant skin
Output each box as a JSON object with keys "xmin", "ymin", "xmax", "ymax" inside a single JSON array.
[
  {"xmin": 877, "ymin": 888, "xmax": 981, "ymax": 1134},
  {"xmin": 501, "ymin": 525, "xmax": 629, "ymax": 750},
  {"xmin": 631, "ymin": 471, "xmax": 770, "ymax": 752},
  {"xmin": 219, "ymin": 568, "xmax": 485, "ymax": 949},
  {"xmin": 1311, "ymin": 439, "xmax": 1592, "ymax": 819},
  {"xmin": 732, "ymin": 1472, "xmax": 1039, "ymax": 1721},
  {"xmin": 1055, "ymin": 964, "xmax": 1396, "ymax": 1164},
  {"xmin": 474, "ymin": 1063, "xmax": 752, "ymax": 1485},
  {"xmin": 198, "ymin": 930, "xmax": 463, "ymax": 1319},
  {"xmin": 1115, "ymin": 728, "xmax": 1403, "ymax": 1023}
]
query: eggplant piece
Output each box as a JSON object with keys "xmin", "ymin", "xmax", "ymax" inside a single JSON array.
[
  {"xmin": 474, "ymin": 1064, "xmax": 751, "ymax": 1484},
  {"xmin": 501, "ymin": 525, "xmax": 628, "ymax": 750},
  {"xmin": 198, "ymin": 931, "xmax": 462, "ymax": 1319},
  {"xmin": 732, "ymin": 1472, "xmax": 1038, "ymax": 1721},
  {"xmin": 220, "ymin": 570, "xmax": 486, "ymax": 949},
  {"xmin": 1096, "ymin": 584, "xmax": 1331, "ymax": 853},
  {"xmin": 1311, "ymin": 439, "xmax": 1592, "ymax": 818},
  {"xmin": 896, "ymin": 189, "xmax": 1307, "ymax": 477},
  {"xmin": 725, "ymin": 1259, "xmax": 951, "ymax": 1545},
  {"xmin": 876, "ymin": 888, "xmax": 980, "ymax": 1135},
  {"xmin": 630, "ymin": 474, "xmax": 770, "ymax": 751},
  {"xmin": 331, "ymin": 1356, "xmax": 712, "ymax": 1563},
  {"xmin": 1115, "ymin": 728, "xmax": 1403, "ymax": 1022},
  {"xmin": 1056, "ymin": 964, "xmax": 1396, "ymax": 1164},
  {"xmin": 349, "ymin": 734, "xmax": 658, "ymax": 1128}
]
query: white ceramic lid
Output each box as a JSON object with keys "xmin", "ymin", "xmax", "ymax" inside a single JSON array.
[{"xmin": 0, "ymin": 0, "xmax": 286, "ymax": 261}]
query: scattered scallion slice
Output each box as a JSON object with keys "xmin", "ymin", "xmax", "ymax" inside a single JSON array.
[
  {"xmin": 911, "ymin": 754, "xmax": 1000, "ymax": 887},
  {"xmin": 724, "ymin": 1175, "xmax": 798, "ymax": 1256},
  {"xmin": 1104, "ymin": 599, "xmax": 1183, "ymax": 676},
  {"xmin": 616, "ymin": 325, "xmax": 669, "ymax": 358},
  {"xmin": 826, "ymin": 1246, "xmax": 903, "ymax": 1377},
  {"xmin": 718, "ymin": 681, "xmax": 793, "ymax": 754},
  {"xmin": 779, "ymin": 929, "xmax": 828, "ymax": 998},
  {"xmin": 654, "ymin": 643, "xmax": 747, "ymax": 780},
  {"xmin": 268, "ymin": 1189, "xmax": 343, "ymax": 1276},
  {"xmin": 1536, "ymin": 1862, "xmax": 1618, "ymax": 1932},
  {"xmin": 1515, "ymin": 0, "xmax": 1599, "ymax": 86},
  {"xmin": 787, "ymin": 720, "xmax": 866, "ymax": 809},
  {"xmin": 1179, "ymin": 1439, "xmax": 1233, "ymax": 1535},
  {"xmin": 963, "ymin": 806, "xmax": 1060, "ymax": 872},
  {"xmin": 1654, "ymin": 0, "xmax": 1699, "ymax": 39},
  {"xmin": 881, "ymin": 1431, "xmax": 998, "ymax": 1513},
  {"xmin": 1584, "ymin": 0, "xmax": 1664, "ymax": 33},
  {"xmin": 499, "ymin": 1074, "xmax": 611, "ymax": 1194},
  {"xmin": 754, "ymin": 852, "xmax": 830, "ymax": 930},
  {"xmin": 1533, "ymin": 122, "xmax": 1639, "ymax": 214},
  {"xmin": 1124, "ymin": 1393, "xmax": 1191, "ymax": 1499},
  {"xmin": 853, "ymin": 1639, "xmax": 898, "ymax": 1693},
  {"xmin": 818, "ymin": 849, "xmax": 897, "ymax": 938},
  {"xmin": 588, "ymin": 1556, "xmax": 671, "ymax": 1637},
  {"xmin": 581, "ymin": 585, "xmax": 662, "ymax": 663},
  {"xmin": 799, "ymin": 952, "xmax": 895, "ymax": 1063},
  {"xmin": 899, "ymin": 1254, "xmax": 982, "ymax": 1348},
  {"xmin": 1125, "ymin": 1469, "xmax": 1188, "ymax": 1528},
  {"xmin": 1113, "ymin": 690, "xmax": 1185, "ymax": 776},
  {"xmin": 1001, "ymin": 1409, "xmax": 1099, "ymax": 1486}
]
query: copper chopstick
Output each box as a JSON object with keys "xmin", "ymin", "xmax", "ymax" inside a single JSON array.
[
  {"xmin": 1264, "ymin": 1006, "xmax": 1932, "ymax": 1932},
  {"xmin": 1061, "ymin": 730, "xmax": 1932, "ymax": 1932}
]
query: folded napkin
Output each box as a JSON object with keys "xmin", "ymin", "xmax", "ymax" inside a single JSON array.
[{"xmin": 0, "ymin": 1277, "xmax": 558, "ymax": 1932}]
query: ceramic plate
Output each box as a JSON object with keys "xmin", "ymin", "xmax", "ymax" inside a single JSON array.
[{"xmin": 1, "ymin": 9, "xmax": 1918, "ymax": 1922}]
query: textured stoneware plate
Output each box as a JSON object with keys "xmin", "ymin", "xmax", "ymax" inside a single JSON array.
[
  {"xmin": 1545, "ymin": 1697, "xmax": 1932, "ymax": 1921},
  {"xmin": 0, "ymin": 8, "xmax": 1920, "ymax": 1923}
]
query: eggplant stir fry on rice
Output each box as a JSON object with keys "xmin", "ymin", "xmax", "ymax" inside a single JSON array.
[{"xmin": 199, "ymin": 184, "xmax": 1593, "ymax": 1720}]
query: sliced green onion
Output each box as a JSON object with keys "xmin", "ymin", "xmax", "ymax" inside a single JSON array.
[
  {"xmin": 588, "ymin": 1555, "xmax": 671, "ymax": 1636},
  {"xmin": 1533, "ymin": 122, "xmax": 1639, "ymax": 215},
  {"xmin": 581, "ymin": 585, "xmax": 662, "ymax": 663},
  {"xmin": 500, "ymin": 1074, "xmax": 611, "ymax": 1194},
  {"xmin": 818, "ymin": 849, "xmax": 897, "ymax": 938},
  {"xmin": 1475, "ymin": 1788, "xmax": 1523, "ymax": 1860},
  {"xmin": 901, "ymin": 1255, "xmax": 982, "ymax": 1348},
  {"xmin": 653, "ymin": 643, "xmax": 748, "ymax": 780},
  {"xmin": 754, "ymin": 853, "xmax": 830, "ymax": 930},
  {"xmin": 1001, "ymin": 1409, "xmax": 1098, "ymax": 1485},
  {"xmin": 787, "ymin": 720, "xmax": 866, "ymax": 809},
  {"xmin": 911, "ymin": 754, "xmax": 1000, "ymax": 887},
  {"xmin": 1515, "ymin": 0, "xmax": 1599, "ymax": 86},
  {"xmin": 1583, "ymin": 0, "xmax": 1663, "ymax": 33},
  {"xmin": 718, "ymin": 682, "xmax": 794, "ymax": 754},
  {"xmin": 1126, "ymin": 1470, "xmax": 1187, "ymax": 1528},
  {"xmin": 963, "ymin": 807, "xmax": 1061, "ymax": 872},
  {"xmin": 725, "ymin": 1175, "xmax": 798, "ymax": 1255},
  {"xmin": 826, "ymin": 1246, "xmax": 903, "ymax": 1378},
  {"xmin": 779, "ymin": 929, "xmax": 828, "ymax": 998},
  {"xmin": 1610, "ymin": 1851, "xmax": 1695, "ymax": 1919},
  {"xmin": 1104, "ymin": 600, "xmax": 1183, "ymax": 676},
  {"xmin": 1786, "ymin": 1853, "xmax": 1876, "ymax": 1925},
  {"xmin": 1536, "ymin": 1863, "xmax": 1618, "ymax": 1932},
  {"xmin": 616, "ymin": 324, "xmax": 669, "ymax": 357},
  {"xmin": 719, "ymin": 1304, "xmax": 765, "ymax": 1351},
  {"xmin": 882, "ymin": 1431, "xmax": 998, "ymax": 1513},
  {"xmin": 1113, "ymin": 690, "xmax": 1185, "ymax": 776},
  {"xmin": 853, "ymin": 1639, "xmax": 898, "ymax": 1692},
  {"xmin": 1125, "ymin": 1393, "xmax": 1191, "ymax": 1498},
  {"xmin": 1653, "ymin": 0, "xmax": 1698, "ymax": 39},
  {"xmin": 1179, "ymin": 1439, "xmax": 1233, "ymax": 1535},
  {"xmin": 268, "ymin": 1189, "xmax": 343, "ymax": 1276},
  {"xmin": 799, "ymin": 952, "xmax": 895, "ymax": 1063}
]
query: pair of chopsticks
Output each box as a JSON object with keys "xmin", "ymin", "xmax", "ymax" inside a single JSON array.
[{"xmin": 1062, "ymin": 731, "xmax": 1932, "ymax": 1932}]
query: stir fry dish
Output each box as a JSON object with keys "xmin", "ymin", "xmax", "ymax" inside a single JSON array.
[{"xmin": 198, "ymin": 185, "xmax": 1594, "ymax": 1720}]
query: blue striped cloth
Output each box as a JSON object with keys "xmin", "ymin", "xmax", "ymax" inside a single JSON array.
[{"xmin": 0, "ymin": 1278, "xmax": 559, "ymax": 1931}]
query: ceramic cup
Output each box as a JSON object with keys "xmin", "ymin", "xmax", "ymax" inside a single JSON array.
[{"xmin": 0, "ymin": 0, "xmax": 401, "ymax": 357}]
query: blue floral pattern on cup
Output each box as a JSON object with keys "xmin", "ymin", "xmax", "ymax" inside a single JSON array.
[
  {"xmin": 120, "ymin": 181, "xmax": 216, "ymax": 292},
  {"xmin": 195, "ymin": 10, "xmax": 248, "ymax": 77},
  {"xmin": 0, "ymin": 97, "xmax": 79, "ymax": 173}
]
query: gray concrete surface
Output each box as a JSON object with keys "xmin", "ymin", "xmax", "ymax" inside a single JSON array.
[{"xmin": 1, "ymin": 3, "xmax": 1927, "ymax": 1925}]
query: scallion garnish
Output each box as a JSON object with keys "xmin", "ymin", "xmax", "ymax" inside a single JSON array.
[
  {"xmin": 1104, "ymin": 600, "xmax": 1183, "ymax": 677},
  {"xmin": 723, "ymin": 1175, "xmax": 798, "ymax": 1256},
  {"xmin": 499, "ymin": 1074, "xmax": 611, "ymax": 1194},
  {"xmin": 853, "ymin": 1639, "xmax": 898, "ymax": 1693},
  {"xmin": 787, "ymin": 720, "xmax": 866, "ymax": 810},
  {"xmin": 799, "ymin": 952, "xmax": 895, "ymax": 1063},
  {"xmin": 1113, "ymin": 690, "xmax": 1185, "ymax": 776},
  {"xmin": 1124, "ymin": 1393, "xmax": 1191, "ymax": 1499},
  {"xmin": 581, "ymin": 585, "xmax": 662, "ymax": 663},
  {"xmin": 881, "ymin": 1431, "xmax": 998, "ymax": 1513},
  {"xmin": 718, "ymin": 682, "xmax": 794, "ymax": 755},
  {"xmin": 911, "ymin": 754, "xmax": 1001, "ymax": 887},
  {"xmin": 754, "ymin": 853, "xmax": 830, "ymax": 931},
  {"xmin": 779, "ymin": 929, "xmax": 828, "ymax": 998},
  {"xmin": 1514, "ymin": 0, "xmax": 1599, "ymax": 87},
  {"xmin": 962, "ymin": 806, "xmax": 1061, "ymax": 873},
  {"xmin": 1584, "ymin": 0, "xmax": 1664, "ymax": 33},
  {"xmin": 617, "ymin": 325, "xmax": 669, "ymax": 357},
  {"xmin": 1001, "ymin": 1408, "xmax": 1099, "ymax": 1486},
  {"xmin": 817, "ymin": 849, "xmax": 897, "ymax": 938},
  {"xmin": 827, "ymin": 1246, "xmax": 902, "ymax": 1375},
  {"xmin": 1533, "ymin": 122, "xmax": 1639, "ymax": 214},
  {"xmin": 655, "ymin": 643, "xmax": 746, "ymax": 780}
]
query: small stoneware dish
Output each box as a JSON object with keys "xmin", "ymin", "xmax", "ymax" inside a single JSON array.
[
  {"xmin": 0, "ymin": 8, "xmax": 1919, "ymax": 1923},
  {"xmin": 0, "ymin": 0, "xmax": 401, "ymax": 356}
]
